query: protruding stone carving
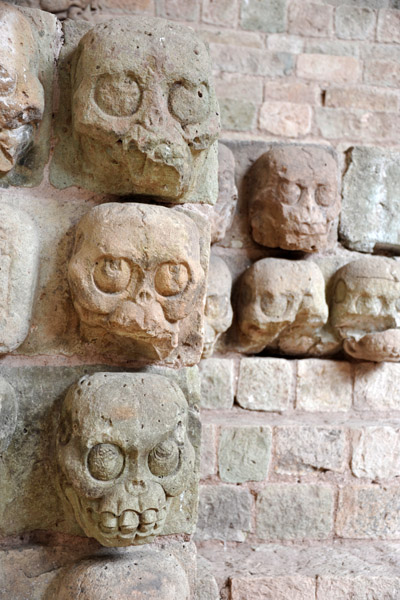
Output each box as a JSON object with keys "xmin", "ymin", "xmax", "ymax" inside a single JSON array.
[
  {"xmin": 18, "ymin": 0, "xmax": 103, "ymax": 21},
  {"xmin": 211, "ymin": 143, "xmax": 237, "ymax": 243},
  {"xmin": 0, "ymin": 4, "xmax": 44, "ymax": 177},
  {"xmin": 0, "ymin": 203, "xmax": 39, "ymax": 353},
  {"xmin": 202, "ymin": 254, "xmax": 233, "ymax": 358},
  {"xmin": 56, "ymin": 372, "xmax": 196, "ymax": 547},
  {"xmin": 248, "ymin": 145, "xmax": 340, "ymax": 253},
  {"xmin": 0, "ymin": 377, "xmax": 17, "ymax": 454},
  {"xmin": 330, "ymin": 257, "xmax": 400, "ymax": 362},
  {"xmin": 68, "ymin": 203, "xmax": 208, "ymax": 365},
  {"xmin": 236, "ymin": 258, "xmax": 337, "ymax": 356},
  {"xmin": 53, "ymin": 17, "xmax": 220, "ymax": 201}
]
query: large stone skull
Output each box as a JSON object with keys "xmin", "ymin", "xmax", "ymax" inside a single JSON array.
[
  {"xmin": 68, "ymin": 203, "xmax": 206, "ymax": 361},
  {"xmin": 56, "ymin": 372, "xmax": 196, "ymax": 547},
  {"xmin": 202, "ymin": 254, "xmax": 233, "ymax": 358},
  {"xmin": 0, "ymin": 4, "xmax": 44, "ymax": 175},
  {"xmin": 330, "ymin": 257, "xmax": 400, "ymax": 361},
  {"xmin": 71, "ymin": 17, "xmax": 220, "ymax": 199},
  {"xmin": 236, "ymin": 258, "xmax": 329, "ymax": 355},
  {"xmin": 248, "ymin": 146, "xmax": 340, "ymax": 252}
]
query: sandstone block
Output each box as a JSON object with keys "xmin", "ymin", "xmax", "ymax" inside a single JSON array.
[
  {"xmin": 352, "ymin": 427, "xmax": 400, "ymax": 480},
  {"xmin": 275, "ymin": 426, "xmax": 346, "ymax": 474},
  {"xmin": 256, "ymin": 484, "xmax": 334, "ymax": 541},
  {"xmin": 210, "ymin": 44, "xmax": 294, "ymax": 77},
  {"xmin": 199, "ymin": 28, "xmax": 264, "ymax": 49},
  {"xmin": 195, "ymin": 556, "xmax": 220, "ymax": 600},
  {"xmin": 365, "ymin": 59, "xmax": 400, "ymax": 87},
  {"xmin": 337, "ymin": 486, "xmax": 400, "ymax": 538},
  {"xmin": 377, "ymin": 9, "xmax": 400, "ymax": 43},
  {"xmin": 354, "ymin": 362, "xmax": 400, "ymax": 410},
  {"xmin": 335, "ymin": 6, "xmax": 376, "ymax": 40},
  {"xmin": 210, "ymin": 143, "xmax": 238, "ymax": 244},
  {"xmin": 200, "ymin": 424, "xmax": 217, "ymax": 479},
  {"xmin": 297, "ymin": 54, "xmax": 362, "ymax": 83},
  {"xmin": 304, "ymin": 38, "xmax": 359, "ymax": 57},
  {"xmin": 259, "ymin": 101, "xmax": 312, "ymax": 137},
  {"xmin": 202, "ymin": 0, "xmax": 238, "ymax": 27},
  {"xmin": 296, "ymin": 360, "xmax": 352, "ymax": 412},
  {"xmin": 156, "ymin": 0, "xmax": 199, "ymax": 20},
  {"xmin": 231, "ymin": 576, "xmax": 316, "ymax": 599},
  {"xmin": 263, "ymin": 80, "xmax": 320, "ymax": 104},
  {"xmin": 237, "ymin": 358, "xmax": 294, "ymax": 412},
  {"xmin": 288, "ymin": 1, "xmax": 333, "ymax": 37},
  {"xmin": 240, "ymin": 0, "xmax": 286, "ymax": 33},
  {"xmin": 218, "ymin": 426, "xmax": 272, "ymax": 483},
  {"xmin": 325, "ymin": 86, "xmax": 398, "ymax": 112},
  {"xmin": 196, "ymin": 485, "xmax": 252, "ymax": 542},
  {"xmin": 267, "ymin": 33, "xmax": 304, "ymax": 53},
  {"xmin": 199, "ymin": 358, "xmax": 235, "ymax": 409},
  {"xmin": 220, "ymin": 98, "xmax": 257, "ymax": 131},
  {"xmin": 203, "ymin": 255, "xmax": 233, "ymax": 358},
  {"xmin": 317, "ymin": 576, "xmax": 400, "ymax": 599},
  {"xmin": 0, "ymin": 378, "xmax": 17, "ymax": 454},
  {"xmin": 315, "ymin": 107, "xmax": 400, "ymax": 141},
  {"xmin": 214, "ymin": 73, "xmax": 264, "ymax": 102}
]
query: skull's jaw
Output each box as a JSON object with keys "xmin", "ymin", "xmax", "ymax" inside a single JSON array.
[
  {"xmin": 0, "ymin": 125, "xmax": 34, "ymax": 174},
  {"xmin": 251, "ymin": 215, "xmax": 334, "ymax": 252},
  {"xmin": 343, "ymin": 329, "xmax": 400, "ymax": 362}
]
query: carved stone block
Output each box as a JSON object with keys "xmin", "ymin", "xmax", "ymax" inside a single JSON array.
[
  {"xmin": 68, "ymin": 202, "xmax": 209, "ymax": 365},
  {"xmin": 330, "ymin": 257, "xmax": 400, "ymax": 361},
  {"xmin": 15, "ymin": 0, "xmax": 103, "ymax": 21},
  {"xmin": 248, "ymin": 145, "xmax": 340, "ymax": 252},
  {"xmin": 0, "ymin": 203, "xmax": 39, "ymax": 352},
  {"xmin": 51, "ymin": 16, "xmax": 220, "ymax": 202},
  {"xmin": 202, "ymin": 254, "xmax": 233, "ymax": 358},
  {"xmin": 211, "ymin": 143, "xmax": 237, "ymax": 243},
  {"xmin": 0, "ymin": 377, "xmax": 17, "ymax": 453}
]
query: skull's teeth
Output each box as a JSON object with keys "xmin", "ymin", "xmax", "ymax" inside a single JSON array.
[
  {"xmin": 99, "ymin": 511, "xmax": 118, "ymax": 531},
  {"xmin": 140, "ymin": 509, "xmax": 157, "ymax": 524},
  {"xmin": 119, "ymin": 510, "xmax": 139, "ymax": 533}
]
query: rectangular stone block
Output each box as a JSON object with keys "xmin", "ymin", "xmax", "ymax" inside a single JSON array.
[
  {"xmin": 264, "ymin": 80, "xmax": 320, "ymax": 104},
  {"xmin": 296, "ymin": 360, "xmax": 353, "ymax": 412},
  {"xmin": 275, "ymin": 426, "xmax": 346, "ymax": 475},
  {"xmin": 240, "ymin": 0, "xmax": 286, "ymax": 33},
  {"xmin": 256, "ymin": 484, "xmax": 334, "ymax": 541},
  {"xmin": 156, "ymin": 0, "xmax": 199, "ymax": 20},
  {"xmin": 202, "ymin": 0, "xmax": 239, "ymax": 27},
  {"xmin": 315, "ymin": 107, "xmax": 400, "ymax": 142},
  {"xmin": 337, "ymin": 486, "xmax": 400, "ymax": 538},
  {"xmin": 354, "ymin": 362, "xmax": 400, "ymax": 410},
  {"xmin": 325, "ymin": 86, "xmax": 398, "ymax": 112},
  {"xmin": 220, "ymin": 98, "xmax": 257, "ymax": 131},
  {"xmin": 335, "ymin": 6, "xmax": 376, "ymax": 40},
  {"xmin": 214, "ymin": 73, "xmax": 264, "ymax": 102},
  {"xmin": 304, "ymin": 38, "xmax": 360, "ymax": 57},
  {"xmin": 196, "ymin": 485, "xmax": 252, "ymax": 542},
  {"xmin": 288, "ymin": 1, "xmax": 333, "ymax": 37},
  {"xmin": 377, "ymin": 9, "xmax": 400, "ymax": 43},
  {"xmin": 219, "ymin": 426, "xmax": 272, "ymax": 483},
  {"xmin": 259, "ymin": 101, "xmax": 312, "ymax": 137},
  {"xmin": 199, "ymin": 27, "xmax": 264, "ymax": 49},
  {"xmin": 237, "ymin": 358, "xmax": 294, "ymax": 412},
  {"xmin": 210, "ymin": 44, "xmax": 294, "ymax": 76},
  {"xmin": 317, "ymin": 576, "xmax": 400, "ymax": 599},
  {"xmin": 231, "ymin": 576, "xmax": 316, "ymax": 599},
  {"xmin": 200, "ymin": 424, "xmax": 218, "ymax": 479},
  {"xmin": 199, "ymin": 358, "xmax": 235, "ymax": 409},
  {"xmin": 267, "ymin": 33, "xmax": 304, "ymax": 53},
  {"xmin": 297, "ymin": 54, "xmax": 362, "ymax": 83},
  {"xmin": 352, "ymin": 427, "xmax": 400, "ymax": 480},
  {"xmin": 365, "ymin": 59, "xmax": 400, "ymax": 87}
]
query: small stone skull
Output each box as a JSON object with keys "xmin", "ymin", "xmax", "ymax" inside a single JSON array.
[
  {"xmin": 248, "ymin": 145, "xmax": 340, "ymax": 252},
  {"xmin": 0, "ymin": 5, "xmax": 44, "ymax": 175},
  {"xmin": 211, "ymin": 143, "xmax": 237, "ymax": 243},
  {"xmin": 330, "ymin": 257, "xmax": 400, "ymax": 361},
  {"xmin": 56, "ymin": 372, "xmax": 196, "ymax": 547},
  {"xmin": 236, "ymin": 258, "xmax": 329, "ymax": 355},
  {"xmin": 68, "ymin": 203, "xmax": 206, "ymax": 361},
  {"xmin": 202, "ymin": 254, "xmax": 233, "ymax": 358},
  {"xmin": 71, "ymin": 17, "xmax": 220, "ymax": 199}
]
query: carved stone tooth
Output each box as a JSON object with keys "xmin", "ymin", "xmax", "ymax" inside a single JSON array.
[
  {"xmin": 99, "ymin": 511, "xmax": 118, "ymax": 531},
  {"xmin": 118, "ymin": 510, "xmax": 139, "ymax": 533},
  {"xmin": 140, "ymin": 509, "xmax": 157, "ymax": 524}
]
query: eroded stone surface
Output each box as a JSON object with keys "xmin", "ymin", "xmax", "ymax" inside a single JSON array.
[
  {"xmin": 352, "ymin": 427, "xmax": 400, "ymax": 480},
  {"xmin": 16, "ymin": 0, "xmax": 103, "ymax": 21},
  {"xmin": 236, "ymin": 357, "xmax": 294, "ymax": 411},
  {"xmin": 202, "ymin": 254, "xmax": 233, "ymax": 358},
  {"xmin": 51, "ymin": 17, "xmax": 220, "ymax": 202},
  {"xmin": 248, "ymin": 145, "xmax": 340, "ymax": 252},
  {"xmin": 330, "ymin": 257, "xmax": 400, "ymax": 362},
  {"xmin": 195, "ymin": 485, "xmax": 252, "ymax": 542},
  {"xmin": 296, "ymin": 359, "xmax": 352, "ymax": 412},
  {"xmin": 199, "ymin": 358, "xmax": 235, "ymax": 409},
  {"xmin": 68, "ymin": 203, "xmax": 209, "ymax": 366},
  {"xmin": 231, "ymin": 576, "xmax": 315, "ymax": 600},
  {"xmin": 218, "ymin": 426, "xmax": 271, "ymax": 483},
  {"xmin": 211, "ymin": 143, "xmax": 237, "ymax": 243},
  {"xmin": 0, "ymin": 377, "xmax": 17, "ymax": 454}
]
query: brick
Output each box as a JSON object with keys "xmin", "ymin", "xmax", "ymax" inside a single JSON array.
[
  {"xmin": 196, "ymin": 485, "xmax": 252, "ymax": 542},
  {"xmin": 361, "ymin": 42, "xmax": 400, "ymax": 61},
  {"xmin": 325, "ymin": 86, "xmax": 398, "ymax": 112},
  {"xmin": 199, "ymin": 27, "xmax": 264, "ymax": 48},
  {"xmin": 337, "ymin": 485, "xmax": 400, "ymax": 538},
  {"xmin": 315, "ymin": 107, "xmax": 400, "ymax": 142},
  {"xmin": 259, "ymin": 101, "xmax": 312, "ymax": 137},
  {"xmin": 202, "ymin": 0, "xmax": 239, "ymax": 27},
  {"xmin": 318, "ymin": 0, "xmax": 390, "ymax": 7},
  {"xmin": 377, "ymin": 9, "xmax": 400, "ymax": 43},
  {"xmin": 335, "ymin": 6, "xmax": 376, "ymax": 40},
  {"xmin": 210, "ymin": 44, "xmax": 294, "ymax": 76},
  {"xmin": 219, "ymin": 426, "xmax": 272, "ymax": 483},
  {"xmin": 237, "ymin": 358, "xmax": 294, "ymax": 412},
  {"xmin": 352, "ymin": 427, "xmax": 400, "ymax": 480},
  {"xmin": 256, "ymin": 484, "xmax": 334, "ymax": 541},
  {"xmin": 231, "ymin": 576, "xmax": 316, "ymax": 600},
  {"xmin": 354, "ymin": 362, "xmax": 400, "ymax": 411},
  {"xmin": 267, "ymin": 34, "xmax": 304, "ymax": 53},
  {"xmin": 240, "ymin": 0, "xmax": 286, "ymax": 33},
  {"xmin": 288, "ymin": 1, "xmax": 333, "ymax": 37},
  {"xmin": 156, "ymin": 0, "xmax": 199, "ymax": 20},
  {"xmin": 304, "ymin": 39, "xmax": 360, "ymax": 57},
  {"xmin": 200, "ymin": 424, "xmax": 217, "ymax": 479},
  {"xmin": 275, "ymin": 426, "xmax": 346, "ymax": 475},
  {"xmin": 296, "ymin": 360, "xmax": 352, "ymax": 412},
  {"xmin": 264, "ymin": 80, "xmax": 320, "ymax": 104},
  {"xmin": 365, "ymin": 59, "xmax": 400, "ymax": 87},
  {"xmin": 297, "ymin": 54, "xmax": 362, "ymax": 83},
  {"xmin": 214, "ymin": 73, "xmax": 264, "ymax": 102},
  {"xmin": 317, "ymin": 577, "xmax": 400, "ymax": 599},
  {"xmin": 199, "ymin": 358, "xmax": 235, "ymax": 409},
  {"xmin": 105, "ymin": 0, "xmax": 155, "ymax": 13},
  {"xmin": 220, "ymin": 98, "xmax": 257, "ymax": 131}
]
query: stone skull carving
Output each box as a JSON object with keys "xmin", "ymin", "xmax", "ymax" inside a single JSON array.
[
  {"xmin": 248, "ymin": 146, "xmax": 340, "ymax": 252},
  {"xmin": 70, "ymin": 16, "xmax": 220, "ymax": 199},
  {"xmin": 68, "ymin": 203, "xmax": 206, "ymax": 362},
  {"xmin": 202, "ymin": 254, "xmax": 233, "ymax": 358},
  {"xmin": 0, "ymin": 4, "xmax": 44, "ymax": 175},
  {"xmin": 211, "ymin": 143, "xmax": 237, "ymax": 243},
  {"xmin": 236, "ymin": 258, "xmax": 330, "ymax": 355},
  {"xmin": 330, "ymin": 257, "xmax": 400, "ymax": 361},
  {"xmin": 56, "ymin": 372, "xmax": 196, "ymax": 547}
]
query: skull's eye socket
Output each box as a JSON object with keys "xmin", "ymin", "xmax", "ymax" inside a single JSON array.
[
  {"xmin": 356, "ymin": 295, "xmax": 382, "ymax": 316},
  {"xmin": 87, "ymin": 443, "xmax": 124, "ymax": 481},
  {"xmin": 279, "ymin": 181, "xmax": 301, "ymax": 205},
  {"xmin": 334, "ymin": 279, "xmax": 347, "ymax": 304},
  {"xmin": 93, "ymin": 257, "xmax": 131, "ymax": 293},
  {"xmin": 0, "ymin": 65, "xmax": 16, "ymax": 96},
  {"xmin": 169, "ymin": 82, "xmax": 209, "ymax": 126},
  {"xmin": 148, "ymin": 438, "xmax": 179, "ymax": 477},
  {"xmin": 315, "ymin": 184, "xmax": 335, "ymax": 207},
  {"xmin": 94, "ymin": 72, "xmax": 141, "ymax": 117},
  {"xmin": 155, "ymin": 262, "xmax": 189, "ymax": 296},
  {"xmin": 260, "ymin": 292, "xmax": 288, "ymax": 318}
]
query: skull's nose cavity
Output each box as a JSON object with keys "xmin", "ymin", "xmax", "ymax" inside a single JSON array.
[
  {"xmin": 119, "ymin": 509, "xmax": 139, "ymax": 533},
  {"xmin": 137, "ymin": 289, "xmax": 153, "ymax": 304}
]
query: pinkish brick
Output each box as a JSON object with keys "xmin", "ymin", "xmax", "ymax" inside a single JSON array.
[
  {"xmin": 324, "ymin": 86, "xmax": 398, "ymax": 112},
  {"xmin": 199, "ymin": 27, "xmax": 264, "ymax": 48},
  {"xmin": 202, "ymin": 0, "xmax": 239, "ymax": 27},
  {"xmin": 156, "ymin": 0, "xmax": 199, "ymax": 20},
  {"xmin": 365, "ymin": 59, "xmax": 400, "ymax": 88},
  {"xmin": 297, "ymin": 54, "xmax": 362, "ymax": 83},
  {"xmin": 377, "ymin": 9, "xmax": 400, "ymax": 44},
  {"xmin": 288, "ymin": 1, "xmax": 333, "ymax": 37},
  {"xmin": 231, "ymin": 576, "xmax": 316, "ymax": 600},
  {"xmin": 200, "ymin": 423, "xmax": 218, "ymax": 479},
  {"xmin": 210, "ymin": 44, "xmax": 294, "ymax": 76},
  {"xmin": 267, "ymin": 33, "xmax": 304, "ymax": 54},
  {"xmin": 264, "ymin": 80, "xmax": 320, "ymax": 104},
  {"xmin": 259, "ymin": 101, "xmax": 312, "ymax": 137},
  {"xmin": 315, "ymin": 107, "xmax": 400, "ymax": 142},
  {"xmin": 214, "ymin": 73, "xmax": 264, "ymax": 102}
]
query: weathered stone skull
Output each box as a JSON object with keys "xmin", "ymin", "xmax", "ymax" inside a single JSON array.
[
  {"xmin": 71, "ymin": 16, "xmax": 220, "ymax": 199},
  {"xmin": 0, "ymin": 4, "xmax": 44, "ymax": 175},
  {"xmin": 249, "ymin": 146, "xmax": 340, "ymax": 252},
  {"xmin": 56, "ymin": 372, "xmax": 195, "ymax": 547},
  {"xmin": 211, "ymin": 143, "xmax": 237, "ymax": 243},
  {"xmin": 68, "ymin": 203, "xmax": 205, "ymax": 361},
  {"xmin": 202, "ymin": 254, "xmax": 233, "ymax": 358},
  {"xmin": 236, "ymin": 258, "xmax": 329, "ymax": 355},
  {"xmin": 331, "ymin": 257, "xmax": 400, "ymax": 361}
]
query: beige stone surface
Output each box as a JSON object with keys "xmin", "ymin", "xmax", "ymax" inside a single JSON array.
[
  {"xmin": 210, "ymin": 143, "xmax": 237, "ymax": 243},
  {"xmin": 230, "ymin": 576, "xmax": 315, "ymax": 600},
  {"xmin": 16, "ymin": 0, "xmax": 104, "ymax": 21},
  {"xmin": 202, "ymin": 254, "xmax": 233, "ymax": 358},
  {"xmin": 199, "ymin": 358, "xmax": 235, "ymax": 410},
  {"xmin": 236, "ymin": 357, "xmax": 294, "ymax": 411},
  {"xmin": 317, "ymin": 576, "xmax": 400, "ymax": 599},
  {"xmin": 352, "ymin": 427, "xmax": 400, "ymax": 480},
  {"xmin": 218, "ymin": 426, "xmax": 271, "ymax": 483},
  {"xmin": 259, "ymin": 101, "xmax": 312, "ymax": 137},
  {"xmin": 354, "ymin": 362, "xmax": 400, "ymax": 411},
  {"xmin": 296, "ymin": 359, "xmax": 352, "ymax": 412},
  {"xmin": 0, "ymin": 377, "xmax": 17, "ymax": 453}
]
